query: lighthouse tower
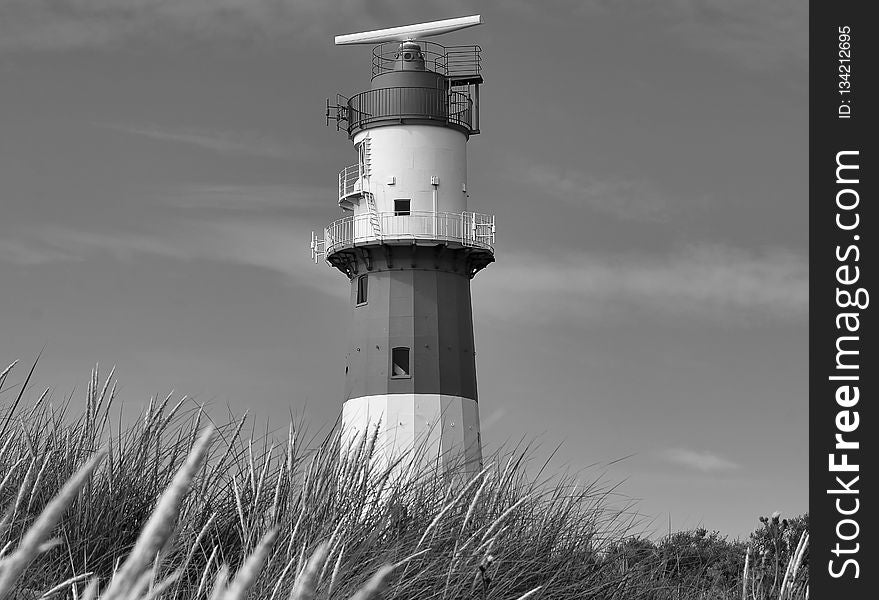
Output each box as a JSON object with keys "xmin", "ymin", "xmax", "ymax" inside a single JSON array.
[{"xmin": 312, "ymin": 16, "xmax": 494, "ymax": 475}]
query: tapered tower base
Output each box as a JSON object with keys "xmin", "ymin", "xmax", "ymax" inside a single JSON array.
[
  {"xmin": 333, "ymin": 245, "xmax": 489, "ymax": 477},
  {"xmin": 342, "ymin": 393, "xmax": 482, "ymax": 475}
]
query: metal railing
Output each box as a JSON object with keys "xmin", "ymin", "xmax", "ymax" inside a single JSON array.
[
  {"xmin": 371, "ymin": 42, "xmax": 482, "ymax": 79},
  {"xmin": 437, "ymin": 45, "xmax": 483, "ymax": 81},
  {"xmin": 346, "ymin": 87, "xmax": 474, "ymax": 135},
  {"xmin": 338, "ymin": 164, "xmax": 367, "ymax": 202},
  {"xmin": 322, "ymin": 210, "xmax": 495, "ymax": 256}
]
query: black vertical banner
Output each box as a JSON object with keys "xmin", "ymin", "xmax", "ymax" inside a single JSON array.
[{"xmin": 810, "ymin": 2, "xmax": 876, "ymax": 598}]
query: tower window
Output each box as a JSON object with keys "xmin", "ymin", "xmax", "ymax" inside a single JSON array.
[
  {"xmin": 391, "ymin": 347, "xmax": 410, "ymax": 378},
  {"xmin": 354, "ymin": 138, "xmax": 370, "ymax": 177},
  {"xmin": 356, "ymin": 274, "xmax": 368, "ymax": 305},
  {"xmin": 394, "ymin": 199, "xmax": 411, "ymax": 216}
]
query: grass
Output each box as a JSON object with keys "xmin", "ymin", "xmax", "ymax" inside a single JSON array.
[{"xmin": 0, "ymin": 361, "xmax": 807, "ymax": 599}]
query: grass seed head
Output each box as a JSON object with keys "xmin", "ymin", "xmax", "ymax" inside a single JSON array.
[
  {"xmin": 101, "ymin": 426, "xmax": 214, "ymax": 600},
  {"xmin": 289, "ymin": 541, "xmax": 329, "ymax": 600},
  {"xmin": 0, "ymin": 450, "xmax": 106, "ymax": 596}
]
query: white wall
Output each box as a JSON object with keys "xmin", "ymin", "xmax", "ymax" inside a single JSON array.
[
  {"xmin": 342, "ymin": 393, "xmax": 482, "ymax": 475},
  {"xmin": 352, "ymin": 125, "xmax": 469, "ymax": 216}
]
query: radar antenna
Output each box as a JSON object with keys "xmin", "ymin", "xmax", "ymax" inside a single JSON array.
[{"xmin": 334, "ymin": 15, "xmax": 482, "ymax": 45}]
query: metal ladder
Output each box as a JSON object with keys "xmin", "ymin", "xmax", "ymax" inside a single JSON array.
[
  {"xmin": 361, "ymin": 138, "xmax": 381, "ymax": 238},
  {"xmin": 365, "ymin": 193, "xmax": 382, "ymax": 238}
]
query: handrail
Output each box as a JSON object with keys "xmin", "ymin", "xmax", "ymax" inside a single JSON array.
[
  {"xmin": 438, "ymin": 45, "xmax": 483, "ymax": 80},
  {"xmin": 338, "ymin": 164, "xmax": 366, "ymax": 202},
  {"xmin": 371, "ymin": 41, "xmax": 482, "ymax": 79},
  {"xmin": 323, "ymin": 210, "xmax": 495, "ymax": 256},
  {"xmin": 346, "ymin": 87, "xmax": 474, "ymax": 135}
]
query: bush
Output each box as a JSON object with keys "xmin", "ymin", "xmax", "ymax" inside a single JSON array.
[{"xmin": 744, "ymin": 512, "xmax": 809, "ymax": 599}]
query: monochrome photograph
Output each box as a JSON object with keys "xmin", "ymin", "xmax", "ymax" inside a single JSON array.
[{"xmin": 0, "ymin": 1, "xmax": 834, "ymax": 598}]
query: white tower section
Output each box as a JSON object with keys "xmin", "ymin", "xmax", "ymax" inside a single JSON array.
[{"xmin": 351, "ymin": 126, "xmax": 468, "ymax": 217}]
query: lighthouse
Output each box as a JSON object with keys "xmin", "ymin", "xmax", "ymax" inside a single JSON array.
[{"xmin": 311, "ymin": 16, "xmax": 494, "ymax": 475}]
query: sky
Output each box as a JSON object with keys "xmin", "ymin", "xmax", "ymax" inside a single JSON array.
[{"xmin": 0, "ymin": 0, "xmax": 808, "ymax": 539}]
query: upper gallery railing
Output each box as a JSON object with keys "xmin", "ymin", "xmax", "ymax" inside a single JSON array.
[
  {"xmin": 342, "ymin": 87, "xmax": 474, "ymax": 135},
  {"xmin": 371, "ymin": 41, "xmax": 482, "ymax": 81},
  {"xmin": 322, "ymin": 210, "xmax": 495, "ymax": 256}
]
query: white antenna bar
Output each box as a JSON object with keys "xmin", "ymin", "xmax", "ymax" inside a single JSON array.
[{"xmin": 335, "ymin": 15, "xmax": 482, "ymax": 45}]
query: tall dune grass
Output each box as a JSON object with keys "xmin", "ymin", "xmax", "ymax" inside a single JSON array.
[{"xmin": 0, "ymin": 362, "xmax": 806, "ymax": 599}]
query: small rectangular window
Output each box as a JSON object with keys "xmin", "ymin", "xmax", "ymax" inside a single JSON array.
[
  {"xmin": 394, "ymin": 199, "xmax": 411, "ymax": 216},
  {"xmin": 356, "ymin": 274, "xmax": 368, "ymax": 305},
  {"xmin": 391, "ymin": 347, "xmax": 410, "ymax": 378}
]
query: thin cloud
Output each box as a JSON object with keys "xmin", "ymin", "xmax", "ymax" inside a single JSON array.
[
  {"xmin": 0, "ymin": 181, "xmax": 336, "ymax": 294},
  {"xmin": 0, "ymin": 0, "xmax": 325, "ymax": 50},
  {"xmin": 662, "ymin": 448, "xmax": 740, "ymax": 473},
  {"xmin": 105, "ymin": 124, "xmax": 298, "ymax": 160},
  {"xmin": 0, "ymin": 238, "xmax": 81, "ymax": 266},
  {"xmin": 158, "ymin": 184, "xmax": 328, "ymax": 211},
  {"xmin": 518, "ymin": 164, "xmax": 698, "ymax": 222},
  {"xmin": 575, "ymin": 0, "xmax": 806, "ymax": 72},
  {"xmin": 6, "ymin": 225, "xmax": 807, "ymax": 326},
  {"xmin": 20, "ymin": 217, "xmax": 345, "ymax": 298},
  {"xmin": 0, "ymin": 0, "xmax": 443, "ymax": 51},
  {"xmin": 0, "ymin": 0, "xmax": 805, "ymax": 75},
  {"xmin": 474, "ymin": 244, "xmax": 807, "ymax": 324},
  {"xmin": 481, "ymin": 408, "xmax": 508, "ymax": 432}
]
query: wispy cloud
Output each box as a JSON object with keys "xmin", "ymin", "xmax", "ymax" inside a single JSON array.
[
  {"xmin": 29, "ymin": 217, "xmax": 344, "ymax": 297},
  {"xmin": 0, "ymin": 238, "xmax": 81, "ymax": 266},
  {"xmin": 0, "ymin": 177, "xmax": 342, "ymax": 297},
  {"xmin": 518, "ymin": 164, "xmax": 701, "ymax": 222},
  {"xmin": 575, "ymin": 0, "xmax": 807, "ymax": 72},
  {"xmin": 1, "ymin": 193, "xmax": 343, "ymax": 298},
  {"xmin": 105, "ymin": 124, "xmax": 299, "ymax": 160},
  {"xmin": 0, "ymin": 0, "xmax": 466, "ymax": 51},
  {"xmin": 158, "ymin": 184, "xmax": 328, "ymax": 211},
  {"xmin": 474, "ymin": 243, "xmax": 807, "ymax": 324},
  {"xmin": 661, "ymin": 448, "xmax": 740, "ymax": 473},
  {"xmin": 0, "ymin": 0, "xmax": 329, "ymax": 50},
  {"xmin": 665, "ymin": 0, "xmax": 806, "ymax": 72},
  {"xmin": 0, "ymin": 0, "xmax": 805, "ymax": 75},
  {"xmin": 5, "ymin": 222, "xmax": 806, "ymax": 326}
]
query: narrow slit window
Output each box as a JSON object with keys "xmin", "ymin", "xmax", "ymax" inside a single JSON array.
[
  {"xmin": 356, "ymin": 274, "xmax": 368, "ymax": 305},
  {"xmin": 394, "ymin": 198, "xmax": 411, "ymax": 216},
  {"xmin": 391, "ymin": 347, "xmax": 410, "ymax": 377},
  {"xmin": 355, "ymin": 139, "xmax": 369, "ymax": 177}
]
